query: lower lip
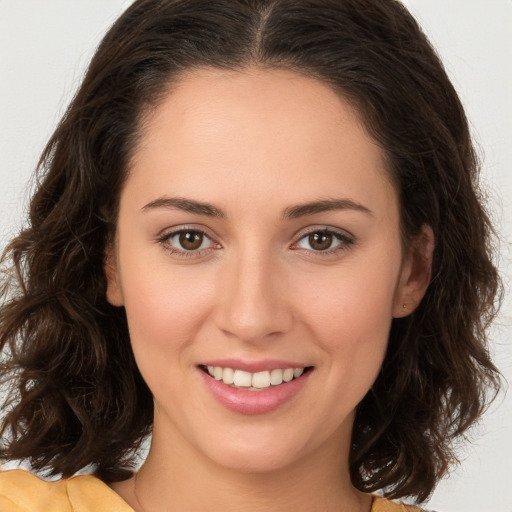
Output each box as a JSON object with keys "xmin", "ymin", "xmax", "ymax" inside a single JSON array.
[{"xmin": 199, "ymin": 369, "xmax": 311, "ymax": 415}]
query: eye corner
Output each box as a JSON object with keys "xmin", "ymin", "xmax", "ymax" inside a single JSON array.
[
  {"xmin": 291, "ymin": 226, "xmax": 356, "ymax": 256},
  {"xmin": 156, "ymin": 225, "xmax": 222, "ymax": 259}
]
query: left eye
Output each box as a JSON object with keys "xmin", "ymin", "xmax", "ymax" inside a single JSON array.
[
  {"xmin": 165, "ymin": 230, "xmax": 214, "ymax": 251},
  {"xmin": 296, "ymin": 230, "xmax": 348, "ymax": 252}
]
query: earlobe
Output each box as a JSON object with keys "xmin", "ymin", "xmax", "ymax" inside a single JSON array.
[
  {"xmin": 393, "ymin": 225, "xmax": 434, "ymax": 318},
  {"xmin": 104, "ymin": 245, "xmax": 124, "ymax": 307}
]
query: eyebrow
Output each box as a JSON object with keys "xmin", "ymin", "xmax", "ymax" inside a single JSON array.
[
  {"xmin": 141, "ymin": 196, "xmax": 372, "ymax": 219},
  {"xmin": 283, "ymin": 199, "xmax": 373, "ymax": 219},
  {"xmin": 142, "ymin": 197, "xmax": 225, "ymax": 218}
]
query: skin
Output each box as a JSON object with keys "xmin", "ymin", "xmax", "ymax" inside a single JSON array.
[{"xmin": 107, "ymin": 68, "xmax": 433, "ymax": 512}]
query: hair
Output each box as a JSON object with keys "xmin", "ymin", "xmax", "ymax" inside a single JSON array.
[{"xmin": 0, "ymin": 0, "xmax": 501, "ymax": 503}]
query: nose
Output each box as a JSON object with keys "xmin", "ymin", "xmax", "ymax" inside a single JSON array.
[{"xmin": 213, "ymin": 248, "xmax": 293, "ymax": 343}]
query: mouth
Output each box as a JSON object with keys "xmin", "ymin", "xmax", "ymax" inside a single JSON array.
[
  {"xmin": 200, "ymin": 365, "xmax": 313, "ymax": 391},
  {"xmin": 198, "ymin": 362, "xmax": 314, "ymax": 414}
]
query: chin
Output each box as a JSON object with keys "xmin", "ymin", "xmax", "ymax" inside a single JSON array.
[
  {"xmin": 207, "ymin": 444, "xmax": 304, "ymax": 474},
  {"xmin": 192, "ymin": 422, "xmax": 330, "ymax": 476}
]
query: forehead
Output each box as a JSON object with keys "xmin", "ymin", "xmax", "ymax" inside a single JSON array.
[
  {"xmin": 127, "ymin": 67, "xmax": 396, "ymax": 218},
  {"xmin": 137, "ymin": 67, "xmax": 371, "ymax": 158}
]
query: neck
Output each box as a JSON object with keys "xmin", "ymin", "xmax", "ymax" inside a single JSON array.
[{"xmin": 117, "ymin": 422, "xmax": 371, "ymax": 512}]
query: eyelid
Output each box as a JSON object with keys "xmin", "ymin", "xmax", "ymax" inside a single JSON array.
[
  {"xmin": 156, "ymin": 224, "xmax": 222, "ymax": 256},
  {"xmin": 290, "ymin": 225, "xmax": 356, "ymax": 254},
  {"xmin": 155, "ymin": 224, "xmax": 355, "ymax": 258},
  {"xmin": 292, "ymin": 224, "xmax": 355, "ymax": 241}
]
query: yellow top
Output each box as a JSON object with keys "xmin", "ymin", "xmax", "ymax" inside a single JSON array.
[{"xmin": 0, "ymin": 469, "xmax": 422, "ymax": 511}]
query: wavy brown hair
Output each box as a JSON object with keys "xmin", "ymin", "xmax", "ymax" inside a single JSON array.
[{"xmin": 0, "ymin": 0, "xmax": 501, "ymax": 502}]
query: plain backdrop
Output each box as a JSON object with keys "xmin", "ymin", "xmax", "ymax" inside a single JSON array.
[{"xmin": 1, "ymin": 1, "xmax": 511, "ymax": 511}]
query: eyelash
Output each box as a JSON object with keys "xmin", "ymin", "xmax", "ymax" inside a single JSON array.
[
  {"xmin": 291, "ymin": 227, "xmax": 355, "ymax": 256},
  {"xmin": 157, "ymin": 226, "xmax": 355, "ymax": 258},
  {"xmin": 157, "ymin": 226, "xmax": 220, "ymax": 258}
]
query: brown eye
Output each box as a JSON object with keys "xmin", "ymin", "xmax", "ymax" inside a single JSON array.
[
  {"xmin": 160, "ymin": 228, "xmax": 218, "ymax": 256},
  {"xmin": 295, "ymin": 229, "xmax": 352, "ymax": 254},
  {"xmin": 308, "ymin": 232, "xmax": 333, "ymax": 251},
  {"xmin": 178, "ymin": 231, "xmax": 204, "ymax": 250}
]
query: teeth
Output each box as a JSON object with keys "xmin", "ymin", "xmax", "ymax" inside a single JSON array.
[
  {"xmin": 270, "ymin": 369, "xmax": 283, "ymax": 385},
  {"xmin": 252, "ymin": 371, "xmax": 270, "ymax": 389},
  {"xmin": 222, "ymin": 367, "xmax": 234, "ymax": 385},
  {"xmin": 233, "ymin": 370, "xmax": 252, "ymax": 387},
  {"xmin": 283, "ymin": 368, "xmax": 294, "ymax": 382},
  {"xmin": 205, "ymin": 366, "xmax": 307, "ymax": 390}
]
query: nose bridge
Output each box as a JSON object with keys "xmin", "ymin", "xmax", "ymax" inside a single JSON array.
[{"xmin": 215, "ymin": 243, "xmax": 291, "ymax": 342}]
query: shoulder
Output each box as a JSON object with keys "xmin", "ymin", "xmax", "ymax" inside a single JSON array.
[
  {"xmin": 0, "ymin": 469, "xmax": 134, "ymax": 512},
  {"xmin": 372, "ymin": 496, "xmax": 438, "ymax": 512}
]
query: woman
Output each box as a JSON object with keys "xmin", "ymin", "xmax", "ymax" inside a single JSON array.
[{"xmin": 0, "ymin": 0, "xmax": 501, "ymax": 511}]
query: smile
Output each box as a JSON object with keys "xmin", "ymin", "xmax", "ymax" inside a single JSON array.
[
  {"xmin": 204, "ymin": 366, "xmax": 306, "ymax": 391},
  {"xmin": 199, "ymin": 363, "xmax": 313, "ymax": 415}
]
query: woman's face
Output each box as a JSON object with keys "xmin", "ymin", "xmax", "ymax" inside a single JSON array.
[{"xmin": 107, "ymin": 68, "xmax": 424, "ymax": 473}]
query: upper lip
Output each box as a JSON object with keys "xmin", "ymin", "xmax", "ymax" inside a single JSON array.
[{"xmin": 199, "ymin": 359, "xmax": 311, "ymax": 373}]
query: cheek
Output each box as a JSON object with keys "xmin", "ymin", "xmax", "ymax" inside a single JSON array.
[
  {"xmin": 120, "ymin": 266, "xmax": 217, "ymax": 403},
  {"xmin": 298, "ymin": 263, "xmax": 397, "ymax": 342},
  {"xmin": 293, "ymin": 257, "xmax": 398, "ymax": 387},
  {"xmin": 117, "ymin": 245, "xmax": 217, "ymax": 362}
]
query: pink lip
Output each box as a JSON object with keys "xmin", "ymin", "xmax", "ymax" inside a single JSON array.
[
  {"xmin": 198, "ymin": 365, "xmax": 312, "ymax": 415},
  {"xmin": 200, "ymin": 358, "xmax": 308, "ymax": 373}
]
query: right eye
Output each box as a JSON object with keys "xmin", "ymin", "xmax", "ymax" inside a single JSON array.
[{"xmin": 158, "ymin": 228, "xmax": 220, "ymax": 257}]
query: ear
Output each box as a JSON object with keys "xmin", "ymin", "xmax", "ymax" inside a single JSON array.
[
  {"xmin": 393, "ymin": 225, "xmax": 434, "ymax": 318},
  {"xmin": 104, "ymin": 243, "xmax": 124, "ymax": 307}
]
